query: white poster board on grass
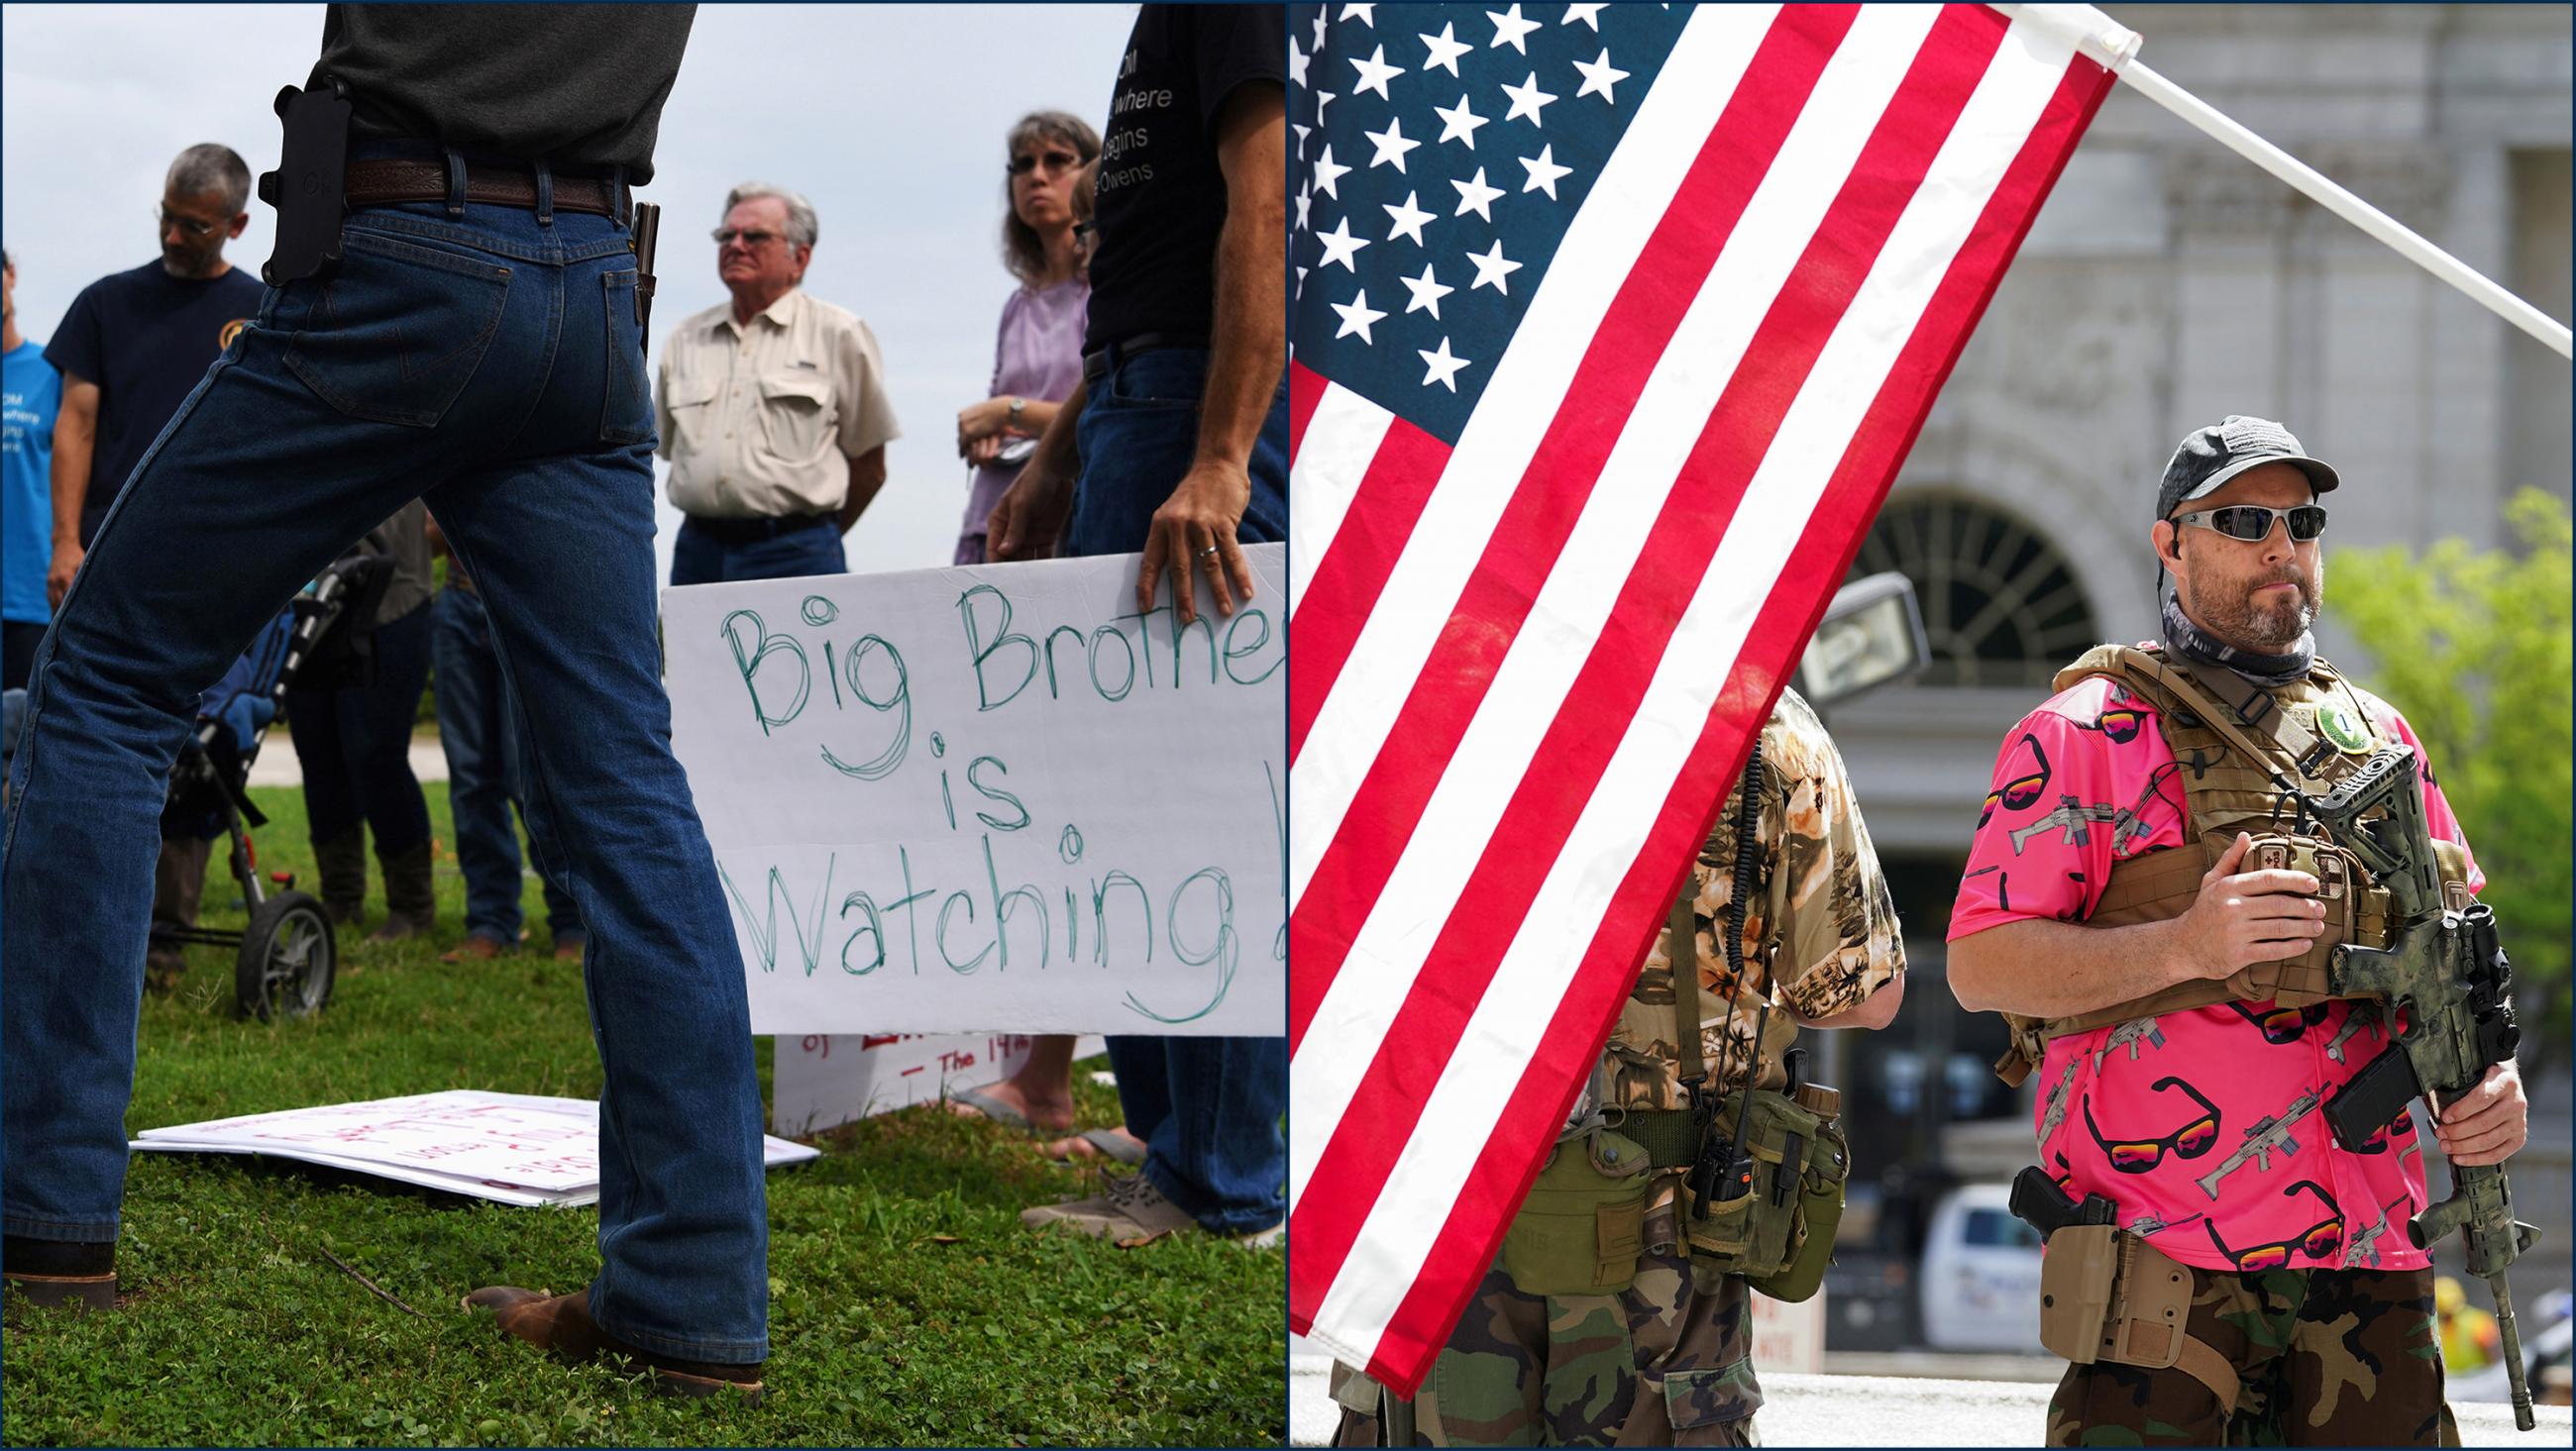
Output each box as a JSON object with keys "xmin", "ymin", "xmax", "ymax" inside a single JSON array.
[
  {"xmin": 665, "ymin": 545, "xmax": 1288, "ymax": 1037},
  {"xmin": 771, "ymin": 1031, "xmax": 1109, "ymax": 1137}
]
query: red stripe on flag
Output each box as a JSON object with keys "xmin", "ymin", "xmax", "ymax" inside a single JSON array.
[
  {"xmin": 1285, "ymin": 3, "xmax": 1861, "ymax": 1051},
  {"xmin": 1288, "ymin": 360, "xmax": 1330, "ymax": 460},
  {"xmin": 1287, "ymin": 4, "xmax": 2008, "ymax": 1337},
  {"xmin": 1285, "ymin": 414, "xmax": 1454, "ymax": 770}
]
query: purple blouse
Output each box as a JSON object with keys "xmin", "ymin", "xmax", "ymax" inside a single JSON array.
[{"xmin": 956, "ymin": 276, "xmax": 1089, "ymax": 563}]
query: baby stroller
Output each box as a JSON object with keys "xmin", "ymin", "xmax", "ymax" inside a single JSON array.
[{"xmin": 154, "ymin": 552, "xmax": 390, "ymax": 1020}]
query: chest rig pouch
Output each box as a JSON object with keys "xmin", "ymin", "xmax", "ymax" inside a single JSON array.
[
  {"xmin": 1665, "ymin": 738, "xmax": 1851, "ymax": 1301},
  {"xmin": 1992, "ymin": 648, "xmax": 2471, "ymax": 1087}
]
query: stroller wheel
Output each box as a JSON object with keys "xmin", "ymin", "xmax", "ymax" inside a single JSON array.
[{"xmin": 236, "ymin": 891, "xmax": 337, "ymax": 1021}]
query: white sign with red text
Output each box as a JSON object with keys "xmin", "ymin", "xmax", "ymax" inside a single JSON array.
[{"xmin": 771, "ymin": 1031, "xmax": 1110, "ymax": 1136}]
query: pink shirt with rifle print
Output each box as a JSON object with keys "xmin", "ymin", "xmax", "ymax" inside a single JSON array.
[{"xmin": 1948, "ymin": 665, "xmax": 2481, "ymax": 1275}]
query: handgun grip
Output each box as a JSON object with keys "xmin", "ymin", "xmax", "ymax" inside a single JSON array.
[{"xmin": 2323, "ymin": 1043, "xmax": 2420, "ymax": 1153}]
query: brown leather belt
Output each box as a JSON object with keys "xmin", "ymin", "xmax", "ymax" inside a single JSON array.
[{"xmin": 343, "ymin": 158, "xmax": 617, "ymax": 218}]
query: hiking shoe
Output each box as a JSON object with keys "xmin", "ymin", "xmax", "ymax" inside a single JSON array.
[
  {"xmin": 464, "ymin": 1287, "xmax": 765, "ymax": 1401},
  {"xmin": 2, "ymin": 1237, "xmax": 117, "ymax": 1312},
  {"xmin": 1020, "ymin": 1173, "xmax": 1282, "ymax": 1248}
]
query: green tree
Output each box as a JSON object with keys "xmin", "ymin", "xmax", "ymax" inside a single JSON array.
[{"xmin": 2333, "ymin": 488, "xmax": 2572, "ymax": 1071}]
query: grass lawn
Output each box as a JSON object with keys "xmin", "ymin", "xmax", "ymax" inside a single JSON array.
[{"xmin": 1, "ymin": 784, "xmax": 1286, "ymax": 1447}]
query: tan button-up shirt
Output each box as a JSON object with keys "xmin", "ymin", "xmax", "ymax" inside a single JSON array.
[{"xmin": 656, "ymin": 288, "xmax": 901, "ymax": 519}]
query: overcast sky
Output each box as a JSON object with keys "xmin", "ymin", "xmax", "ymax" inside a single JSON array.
[{"xmin": 1, "ymin": 3, "xmax": 1140, "ymax": 580}]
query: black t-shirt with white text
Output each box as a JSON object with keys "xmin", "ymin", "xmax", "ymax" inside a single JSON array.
[
  {"xmin": 45, "ymin": 261, "xmax": 267, "ymax": 543},
  {"xmin": 1083, "ymin": 3, "xmax": 1286, "ymax": 353}
]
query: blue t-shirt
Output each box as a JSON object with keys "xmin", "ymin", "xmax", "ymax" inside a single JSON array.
[
  {"xmin": 3, "ymin": 339, "xmax": 61, "ymax": 625},
  {"xmin": 44, "ymin": 260, "xmax": 265, "ymax": 544}
]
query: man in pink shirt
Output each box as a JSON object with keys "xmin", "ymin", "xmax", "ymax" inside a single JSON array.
[{"xmin": 1947, "ymin": 416, "xmax": 2528, "ymax": 1446}]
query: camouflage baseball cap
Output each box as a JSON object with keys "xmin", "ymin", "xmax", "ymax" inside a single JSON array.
[{"xmin": 2156, "ymin": 415, "xmax": 2339, "ymax": 521}]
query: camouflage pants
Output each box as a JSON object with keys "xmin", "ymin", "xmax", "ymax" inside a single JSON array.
[
  {"xmin": 2047, "ymin": 1266, "xmax": 2447, "ymax": 1447},
  {"xmin": 1332, "ymin": 1247, "xmax": 1760, "ymax": 1447}
]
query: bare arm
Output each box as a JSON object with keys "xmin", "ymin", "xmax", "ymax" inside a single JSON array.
[
  {"xmin": 1135, "ymin": 80, "xmax": 1288, "ymax": 626},
  {"xmin": 986, "ymin": 377, "xmax": 1086, "ymax": 560},
  {"xmin": 837, "ymin": 446, "xmax": 888, "ymax": 534},
  {"xmin": 1948, "ymin": 833, "xmax": 2326, "ymax": 1018},
  {"xmin": 1793, "ymin": 974, "xmax": 1902, "ymax": 1031},
  {"xmin": 47, "ymin": 376, "xmax": 100, "ymax": 607}
]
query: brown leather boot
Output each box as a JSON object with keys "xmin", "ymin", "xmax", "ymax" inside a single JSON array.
[
  {"xmin": 312, "ymin": 831, "xmax": 368, "ymax": 927},
  {"xmin": 2, "ymin": 1237, "xmax": 118, "ymax": 1312},
  {"xmin": 368, "ymin": 841, "xmax": 435, "ymax": 943},
  {"xmin": 463, "ymin": 1287, "xmax": 764, "ymax": 1400}
]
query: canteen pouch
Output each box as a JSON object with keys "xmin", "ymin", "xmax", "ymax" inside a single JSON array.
[
  {"xmin": 1745, "ymin": 1089, "xmax": 1849, "ymax": 1303},
  {"xmin": 2038, "ymin": 1222, "xmax": 2121, "ymax": 1365},
  {"xmin": 1683, "ymin": 1088, "xmax": 1837, "ymax": 1285},
  {"xmin": 1498, "ymin": 1125, "xmax": 1652, "ymax": 1296}
]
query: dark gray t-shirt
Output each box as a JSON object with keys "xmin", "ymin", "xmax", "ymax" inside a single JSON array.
[{"xmin": 309, "ymin": 4, "xmax": 695, "ymax": 182}]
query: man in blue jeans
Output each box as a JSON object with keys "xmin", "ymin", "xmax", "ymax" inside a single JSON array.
[
  {"xmin": 426, "ymin": 512, "xmax": 584, "ymax": 964},
  {"xmin": 2, "ymin": 5, "xmax": 768, "ymax": 1399},
  {"xmin": 988, "ymin": 2, "xmax": 1288, "ymax": 1247}
]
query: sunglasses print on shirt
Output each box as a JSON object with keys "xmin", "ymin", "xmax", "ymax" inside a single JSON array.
[
  {"xmin": 2204, "ymin": 1180, "xmax": 2344, "ymax": 1272},
  {"xmin": 2230, "ymin": 1000, "xmax": 2331, "ymax": 1045},
  {"xmin": 1980, "ymin": 732, "xmax": 2052, "ymax": 829},
  {"xmin": 2083, "ymin": 1077, "xmax": 2223, "ymax": 1175}
]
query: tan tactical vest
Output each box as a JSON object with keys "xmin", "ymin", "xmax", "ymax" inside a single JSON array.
[{"xmin": 1990, "ymin": 644, "xmax": 2469, "ymax": 1087}]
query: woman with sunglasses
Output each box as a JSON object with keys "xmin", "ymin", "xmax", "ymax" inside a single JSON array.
[
  {"xmin": 943, "ymin": 112, "xmax": 1116, "ymax": 1151},
  {"xmin": 951, "ymin": 112, "xmax": 1098, "ymax": 569},
  {"xmin": 1943, "ymin": 416, "xmax": 2527, "ymax": 1447}
]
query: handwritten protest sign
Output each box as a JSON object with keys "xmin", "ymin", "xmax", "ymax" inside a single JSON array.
[
  {"xmin": 131, "ymin": 1091, "xmax": 819, "ymax": 1207},
  {"xmin": 665, "ymin": 545, "xmax": 1288, "ymax": 1037},
  {"xmin": 771, "ymin": 1031, "xmax": 1109, "ymax": 1136}
]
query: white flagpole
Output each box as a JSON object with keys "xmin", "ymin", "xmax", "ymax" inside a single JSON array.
[{"xmin": 1993, "ymin": 2, "xmax": 2574, "ymax": 362}]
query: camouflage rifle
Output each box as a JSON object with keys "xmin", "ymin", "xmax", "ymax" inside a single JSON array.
[
  {"xmin": 2093, "ymin": 1016, "xmax": 2167, "ymax": 1072},
  {"xmin": 2194, "ymin": 1088, "xmax": 2317, "ymax": 1200},
  {"xmin": 2307, "ymin": 746, "xmax": 2540, "ymax": 1430},
  {"xmin": 2009, "ymin": 795, "xmax": 2123, "ymax": 854}
]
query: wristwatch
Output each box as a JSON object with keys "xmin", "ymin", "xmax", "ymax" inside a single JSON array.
[{"xmin": 1008, "ymin": 396, "xmax": 1026, "ymax": 425}]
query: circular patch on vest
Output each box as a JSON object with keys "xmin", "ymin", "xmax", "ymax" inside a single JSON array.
[{"xmin": 2317, "ymin": 702, "xmax": 2374, "ymax": 754}]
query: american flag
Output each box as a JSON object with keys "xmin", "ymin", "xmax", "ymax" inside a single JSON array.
[{"xmin": 1286, "ymin": 2, "xmax": 2120, "ymax": 1393}]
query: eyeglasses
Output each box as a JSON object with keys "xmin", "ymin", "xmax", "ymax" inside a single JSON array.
[
  {"xmin": 2170, "ymin": 504, "xmax": 2328, "ymax": 543},
  {"xmin": 711, "ymin": 228, "xmax": 788, "ymax": 248},
  {"xmin": 1979, "ymin": 733, "xmax": 2053, "ymax": 825},
  {"xmin": 2202, "ymin": 1181, "xmax": 2343, "ymax": 1271},
  {"xmin": 157, "ymin": 207, "xmax": 222, "ymax": 240},
  {"xmin": 2083, "ymin": 1077, "xmax": 2222, "ymax": 1174},
  {"xmin": 1007, "ymin": 149, "xmax": 1084, "ymax": 176},
  {"xmin": 2229, "ymin": 1000, "xmax": 2329, "ymax": 1046}
]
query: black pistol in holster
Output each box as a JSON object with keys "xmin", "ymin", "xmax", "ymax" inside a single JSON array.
[
  {"xmin": 2307, "ymin": 745, "xmax": 2541, "ymax": 1431},
  {"xmin": 2010, "ymin": 1164, "xmax": 2116, "ymax": 1237},
  {"xmin": 630, "ymin": 201, "xmax": 661, "ymax": 347},
  {"xmin": 258, "ymin": 78, "xmax": 353, "ymax": 286}
]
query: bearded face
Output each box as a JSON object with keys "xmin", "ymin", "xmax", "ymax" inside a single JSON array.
[{"xmin": 2160, "ymin": 462, "xmax": 2325, "ymax": 653}]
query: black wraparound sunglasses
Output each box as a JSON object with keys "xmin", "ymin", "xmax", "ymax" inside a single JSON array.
[{"xmin": 2170, "ymin": 503, "xmax": 2328, "ymax": 543}]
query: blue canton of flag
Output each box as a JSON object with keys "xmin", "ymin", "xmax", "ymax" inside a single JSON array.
[{"xmin": 1291, "ymin": 2, "xmax": 1690, "ymax": 442}]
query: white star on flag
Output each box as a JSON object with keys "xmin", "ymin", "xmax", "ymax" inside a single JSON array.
[
  {"xmin": 1315, "ymin": 215, "xmax": 1370, "ymax": 272},
  {"xmin": 1419, "ymin": 22, "xmax": 1472, "ymax": 76},
  {"xmin": 1311, "ymin": 145, "xmax": 1352, "ymax": 200},
  {"xmin": 1290, "ymin": 39, "xmax": 1309, "ymax": 88},
  {"xmin": 1382, "ymin": 191, "xmax": 1436, "ymax": 246},
  {"xmin": 1449, "ymin": 166, "xmax": 1503, "ymax": 222},
  {"xmin": 1365, "ymin": 116, "xmax": 1421, "ymax": 172},
  {"xmin": 1485, "ymin": 3, "xmax": 1540, "ymax": 53},
  {"xmin": 1350, "ymin": 45, "xmax": 1402, "ymax": 101},
  {"xmin": 1562, "ymin": 2, "xmax": 1607, "ymax": 30},
  {"xmin": 1418, "ymin": 336, "xmax": 1470, "ymax": 391},
  {"xmin": 1292, "ymin": 263, "xmax": 1306, "ymax": 300},
  {"xmin": 1398, "ymin": 261, "xmax": 1453, "ymax": 319},
  {"xmin": 1501, "ymin": 71, "xmax": 1557, "ymax": 127},
  {"xmin": 1572, "ymin": 49, "xmax": 1630, "ymax": 102},
  {"xmin": 1315, "ymin": 89, "xmax": 1337, "ymax": 121},
  {"xmin": 1518, "ymin": 145, "xmax": 1572, "ymax": 199},
  {"xmin": 1463, "ymin": 236, "xmax": 1522, "ymax": 294},
  {"xmin": 1340, "ymin": 2, "xmax": 1374, "ymax": 24},
  {"xmin": 1309, "ymin": 9, "xmax": 1325, "ymax": 50},
  {"xmin": 1294, "ymin": 178, "xmax": 1313, "ymax": 231},
  {"xmin": 1435, "ymin": 94, "xmax": 1489, "ymax": 150},
  {"xmin": 1330, "ymin": 288, "xmax": 1387, "ymax": 345}
]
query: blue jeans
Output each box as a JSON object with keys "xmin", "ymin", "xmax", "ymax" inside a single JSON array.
[
  {"xmin": 0, "ymin": 167, "xmax": 769, "ymax": 1362},
  {"xmin": 284, "ymin": 598, "xmax": 434, "ymax": 859},
  {"xmin": 668, "ymin": 515, "xmax": 846, "ymax": 586},
  {"xmin": 1067, "ymin": 346, "xmax": 1288, "ymax": 1236},
  {"xmin": 432, "ymin": 585, "xmax": 580, "ymax": 946}
]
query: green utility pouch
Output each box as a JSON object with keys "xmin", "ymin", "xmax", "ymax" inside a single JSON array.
[
  {"xmin": 1498, "ymin": 1124, "xmax": 1653, "ymax": 1296},
  {"xmin": 1680, "ymin": 1086, "xmax": 1846, "ymax": 1299}
]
